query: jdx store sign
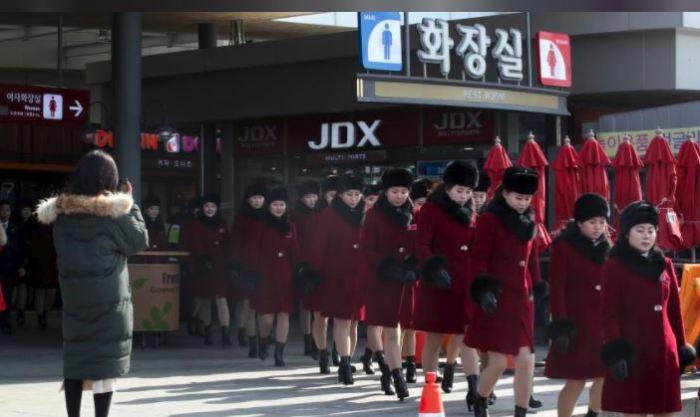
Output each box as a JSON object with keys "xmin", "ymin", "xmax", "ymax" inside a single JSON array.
[{"xmin": 233, "ymin": 109, "xmax": 495, "ymax": 159}]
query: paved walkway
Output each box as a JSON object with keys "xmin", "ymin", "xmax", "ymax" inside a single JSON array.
[{"xmin": 2, "ymin": 311, "xmax": 700, "ymax": 417}]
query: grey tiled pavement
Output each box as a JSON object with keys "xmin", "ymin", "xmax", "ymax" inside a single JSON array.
[{"xmin": 2, "ymin": 311, "xmax": 700, "ymax": 417}]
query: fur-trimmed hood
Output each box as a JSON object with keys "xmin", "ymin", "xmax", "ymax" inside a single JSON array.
[{"xmin": 36, "ymin": 193, "xmax": 134, "ymax": 225}]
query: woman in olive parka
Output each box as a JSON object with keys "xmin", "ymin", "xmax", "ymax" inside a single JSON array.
[{"xmin": 36, "ymin": 150, "xmax": 149, "ymax": 417}]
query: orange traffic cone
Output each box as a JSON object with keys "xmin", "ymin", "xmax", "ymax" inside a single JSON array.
[{"xmin": 418, "ymin": 372, "xmax": 445, "ymax": 417}]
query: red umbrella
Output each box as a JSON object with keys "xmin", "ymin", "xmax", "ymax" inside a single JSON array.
[
  {"xmin": 517, "ymin": 133, "xmax": 551, "ymax": 249},
  {"xmin": 675, "ymin": 136, "xmax": 700, "ymax": 249},
  {"xmin": 644, "ymin": 129, "xmax": 683, "ymax": 250},
  {"xmin": 611, "ymin": 135, "xmax": 643, "ymax": 226},
  {"xmin": 483, "ymin": 137, "xmax": 512, "ymax": 200},
  {"xmin": 579, "ymin": 131, "xmax": 611, "ymax": 201},
  {"xmin": 551, "ymin": 136, "xmax": 581, "ymax": 232}
]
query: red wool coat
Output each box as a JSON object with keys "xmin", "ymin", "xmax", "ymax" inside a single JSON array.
[
  {"xmin": 249, "ymin": 218, "xmax": 300, "ymax": 315},
  {"xmin": 464, "ymin": 210, "xmax": 541, "ymax": 355},
  {"xmin": 601, "ymin": 256, "xmax": 685, "ymax": 414},
  {"xmin": 414, "ymin": 200, "xmax": 475, "ymax": 335},
  {"xmin": 290, "ymin": 207, "xmax": 319, "ymax": 302},
  {"xmin": 308, "ymin": 202, "xmax": 364, "ymax": 320},
  {"xmin": 544, "ymin": 238, "xmax": 606, "ymax": 380},
  {"xmin": 189, "ymin": 217, "xmax": 230, "ymax": 298},
  {"xmin": 230, "ymin": 211, "xmax": 264, "ymax": 301},
  {"xmin": 146, "ymin": 225, "xmax": 168, "ymax": 252},
  {"xmin": 360, "ymin": 203, "xmax": 417, "ymax": 328}
]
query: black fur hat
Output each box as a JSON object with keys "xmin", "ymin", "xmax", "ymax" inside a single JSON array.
[
  {"xmin": 298, "ymin": 180, "xmax": 320, "ymax": 198},
  {"xmin": 442, "ymin": 160, "xmax": 479, "ymax": 188},
  {"xmin": 619, "ymin": 201, "xmax": 658, "ymax": 236},
  {"xmin": 337, "ymin": 174, "xmax": 364, "ymax": 194},
  {"xmin": 201, "ymin": 193, "xmax": 220, "ymax": 207},
  {"xmin": 502, "ymin": 166, "xmax": 539, "ymax": 195},
  {"xmin": 363, "ymin": 183, "xmax": 382, "ymax": 197},
  {"xmin": 574, "ymin": 193, "xmax": 610, "ymax": 222},
  {"xmin": 381, "ymin": 168, "xmax": 414, "ymax": 189},
  {"xmin": 321, "ymin": 175, "xmax": 340, "ymax": 194},
  {"xmin": 244, "ymin": 182, "xmax": 267, "ymax": 200},
  {"xmin": 474, "ymin": 171, "xmax": 491, "ymax": 193},
  {"xmin": 410, "ymin": 178, "xmax": 431, "ymax": 201},
  {"xmin": 267, "ymin": 187, "xmax": 289, "ymax": 204},
  {"xmin": 142, "ymin": 194, "xmax": 161, "ymax": 209}
]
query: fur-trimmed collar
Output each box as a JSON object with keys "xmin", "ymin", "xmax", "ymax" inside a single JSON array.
[
  {"xmin": 36, "ymin": 193, "xmax": 133, "ymax": 225},
  {"xmin": 427, "ymin": 184, "xmax": 474, "ymax": 226},
  {"xmin": 240, "ymin": 203, "xmax": 265, "ymax": 220},
  {"xmin": 198, "ymin": 212, "xmax": 222, "ymax": 229},
  {"xmin": 556, "ymin": 221, "xmax": 610, "ymax": 265},
  {"xmin": 374, "ymin": 194, "xmax": 412, "ymax": 227},
  {"xmin": 265, "ymin": 211, "xmax": 292, "ymax": 236},
  {"xmin": 331, "ymin": 196, "xmax": 365, "ymax": 228},
  {"xmin": 484, "ymin": 197, "xmax": 536, "ymax": 242},
  {"xmin": 609, "ymin": 239, "xmax": 667, "ymax": 283}
]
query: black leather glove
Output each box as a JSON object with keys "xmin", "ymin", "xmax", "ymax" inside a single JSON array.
[
  {"xmin": 479, "ymin": 291, "xmax": 498, "ymax": 313},
  {"xmin": 547, "ymin": 320, "xmax": 576, "ymax": 354},
  {"xmin": 377, "ymin": 256, "xmax": 403, "ymax": 282},
  {"xmin": 678, "ymin": 344, "xmax": 697, "ymax": 374},
  {"xmin": 433, "ymin": 269, "xmax": 451, "ymax": 289},
  {"xmin": 243, "ymin": 271, "xmax": 261, "ymax": 290},
  {"xmin": 552, "ymin": 335, "xmax": 570, "ymax": 354},
  {"xmin": 608, "ymin": 360, "xmax": 628, "ymax": 379},
  {"xmin": 402, "ymin": 270, "xmax": 417, "ymax": 284}
]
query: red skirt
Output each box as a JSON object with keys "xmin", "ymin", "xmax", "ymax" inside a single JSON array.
[{"xmin": 412, "ymin": 282, "xmax": 468, "ymax": 334}]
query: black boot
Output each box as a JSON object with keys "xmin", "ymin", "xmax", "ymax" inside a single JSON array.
[
  {"xmin": 474, "ymin": 395, "xmax": 490, "ymax": 417},
  {"xmin": 488, "ymin": 392, "xmax": 497, "ymax": 405},
  {"xmin": 331, "ymin": 343, "xmax": 340, "ymax": 366},
  {"xmin": 361, "ymin": 348, "xmax": 375, "ymax": 375},
  {"xmin": 585, "ymin": 409, "xmax": 600, "ymax": 417},
  {"xmin": 515, "ymin": 405, "xmax": 528, "ymax": 417},
  {"xmin": 38, "ymin": 313, "xmax": 48, "ymax": 330},
  {"xmin": 338, "ymin": 356, "xmax": 354, "ymax": 385},
  {"xmin": 221, "ymin": 326, "xmax": 232, "ymax": 347},
  {"xmin": 374, "ymin": 351, "xmax": 395, "ymax": 395},
  {"xmin": 258, "ymin": 337, "xmax": 269, "ymax": 360},
  {"xmin": 529, "ymin": 395, "xmax": 542, "ymax": 409},
  {"xmin": 304, "ymin": 334, "xmax": 313, "ymax": 356},
  {"xmin": 16, "ymin": 310, "xmax": 25, "ymax": 326},
  {"xmin": 466, "ymin": 374, "xmax": 478, "ymax": 412},
  {"xmin": 319, "ymin": 349, "xmax": 331, "ymax": 374},
  {"xmin": 204, "ymin": 326, "xmax": 213, "ymax": 345},
  {"xmin": 391, "ymin": 368, "xmax": 409, "ymax": 401},
  {"xmin": 405, "ymin": 355, "xmax": 417, "ymax": 383},
  {"xmin": 248, "ymin": 336, "xmax": 258, "ymax": 358},
  {"xmin": 274, "ymin": 342, "xmax": 286, "ymax": 367},
  {"xmin": 441, "ymin": 362, "xmax": 455, "ymax": 393},
  {"xmin": 237, "ymin": 327, "xmax": 248, "ymax": 346}
]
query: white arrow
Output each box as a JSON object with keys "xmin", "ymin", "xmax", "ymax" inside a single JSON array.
[{"xmin": 69, "ymin": 100, "xmax": 83, "ymax": 117}]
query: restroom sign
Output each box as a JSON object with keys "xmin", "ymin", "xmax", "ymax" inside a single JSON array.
[
  {"xmin": 358, "ymin": 12, "xmax": 403, "ymax": 72},
  {"xmin": 536, "ymin": 31, "xmax": 572, "ymax": 88}
]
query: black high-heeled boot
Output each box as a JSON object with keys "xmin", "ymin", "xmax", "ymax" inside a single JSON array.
[
  {"xmin": 247, "ymin": 336, "xmax": 258, "ymax": 358},
  {"xmin": 204, "ymin": 326, "xmax": 213, "ymax": 346},
  {"xmin": 474, "ymin": 395, "xmax": 490, "ymax": 417},
  {"xmin": 319, "ymin": 349, "xmax": 331, "ymax": 374},
  {"xmin": 331, "ymin": 343, "xmax": 340, "ymax": 367},
  {"xmin": 488, "ymin": 392, "xmax": 497, "ymax": 405},
  {"xmin": 274, "ymin": 342, "xmax": 286, "ymax": 367},
  {"xmin": 405, "ymin": 355, "xmax": 417, "ymax": 383},
  {"xmin": 466, "ymin": 374, "xmax": 478, "ymax": 411},
  {"xmin": 361, "ymin": 348, "xmax": 375, "ymax": 375},
  {"xmin": 514, "ymin": 405, "xmax": 528, "ymax": 417},
  {"xmin": 221, "ymin": 326, "xmax": 232, "ymax": 347},
  {"xmin": 374, "ymin": 351, "xmax": 395, "ymax": 395},
  {"xmin": 529, "ymin": 395, "xmax": 542, "ymax": 409},
  {"xmin": 441, "ymin": 362, "xmax": 456, "ymax": 393},
  {"xmin": 258, "ymin": 337, "xmax": 269, "ymax": 361},
  {"xmin": 338, "ymin": 356, "xmax": 354, "ymax": 385},
  {"xmin": 237, "ymin": 327, "xmax": 248, "ymax": 346},
  {"xmin": 391, "ymin": 368, "xmax": 409, "ymax": 401}
]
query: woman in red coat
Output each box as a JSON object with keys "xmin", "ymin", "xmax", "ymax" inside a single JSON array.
[
  {"xmin": 545, "ymin": 193, "xmax": 611, "ymax": 417},
  {"xmin": 230, "ymin": 183, "xmax": 267, "ymax": 355},
  {"xmin": 600, "ymin": 201, "xmax": 695, "ymax": 416},
  {"xmin": 190, "ymin": 195, "xmax": 232, "ymax": 347},
  {"xmin": 415, "ymin": 161, "xmax": 479, "ymax": 397},
  {"xmin": 289, "ymin": 180, "xmax": 320, "ymax": 357},
  {"xmin": 249, "ymin": 188, "xmax": 300, "ymax": 367},
  {"xmin": 308, "ymin": 173, "xmax": 365, "ymax": 384},
  {"xmin": 465, "ymin": 166, "xmax": 545, "ymax": 417},
  {"xmin": 361, "ymin": 168, "xmax": 416, "ymax": 400},
  {"xmin": 303, "ymin": 175, "xmax": 339, "ymax": 371}
]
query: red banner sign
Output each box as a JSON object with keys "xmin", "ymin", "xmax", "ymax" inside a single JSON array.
[
  {"xmin": 0, "ymin": 84, "xmax": 90, "ymax": 126},
  {"xmin": 423, "ymin": 108, "xmax": 495, "ymax": 146}
]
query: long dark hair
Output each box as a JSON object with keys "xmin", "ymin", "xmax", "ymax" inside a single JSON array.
[{"xmin": 70, "ymin": 150, "xmax": 119, "ymax": 196}]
